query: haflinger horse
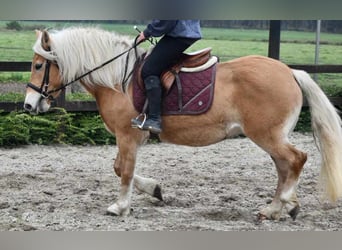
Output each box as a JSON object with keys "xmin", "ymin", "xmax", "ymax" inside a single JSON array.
[{"xmin": 24, "ymin": 27, "xmax": 342, "ymax": 221}]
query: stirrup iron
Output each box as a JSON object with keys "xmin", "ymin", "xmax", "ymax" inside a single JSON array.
[{"xmin": 131, "ymin": 113, "xmax": 147, "ymax": 129}]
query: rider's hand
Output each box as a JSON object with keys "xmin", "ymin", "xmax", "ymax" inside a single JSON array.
[{"xmin": 136, "ymin": 32, "xmax": 146, "ymax": 44}]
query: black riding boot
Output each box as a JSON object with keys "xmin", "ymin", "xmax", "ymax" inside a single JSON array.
[{"xmin": 131, "ymin": 75, "xmax": 162, "ymax": 134}]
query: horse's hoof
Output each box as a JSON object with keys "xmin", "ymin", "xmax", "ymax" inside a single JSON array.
[
  {"xmin": 288, "ymin": 205, "xmax": 300, "ymax": 221},
  {"xmin": 106, "ymin": 204, "xmax": 120, "ymax": 216},
  {"xmin": 106, "ymin": 210, "xmax": 119, "ymax": 216},
  {"xmin": 153, "ymin": 184, "xmax": 163, "ymax": 201},
  {"xmin": 106, "ymin": 203, "xmax": 131, "ymax": 216},
  {"xmin": 257, "ymin": 211, "xmax": 282, "ymax": 221},
  {"xmin": 257, "ymin": 213, "xmax": 268, "ymax": 222},
  {"xmin": 254, "ymin": 214, "xmax": 265, "ymax": 225}
]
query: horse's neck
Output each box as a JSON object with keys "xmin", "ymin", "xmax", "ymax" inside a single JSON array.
[{"xmin": 80, "ymin": 80, "xmax": 136, "ymax": 126}]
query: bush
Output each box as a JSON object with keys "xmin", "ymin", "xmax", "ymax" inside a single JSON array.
[
  {"xmin": 294, "ymin": 108, "xmax": 312, "ymax": 133},
  {"xmin": 0, "ymin": 112, "xmax": 30, "ymax": 146},
  {"xmin": 0, "ymin": 108, "xmax": 116, "ymax": 147},
  {"xmin": 5, "ymin": 21, "xmax": 22, "ymax": 31}
]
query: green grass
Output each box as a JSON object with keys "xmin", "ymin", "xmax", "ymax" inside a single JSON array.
[
  {"xmin": 1, "ymin": 21, "xmax": 342, "ymax": 95},
  {"xmin": 0, "ymin": 72, "xmax": 30, "ymax": 83},
  {"xmin": 0, "ymin": 30, "xmax": 37, "ymax": 61},
  {"xmin": 189, "ymin": 39, "xmax": 269, "ymax": 61},
  {"xmin": 2, "ymin": 21, "xmax": 342, "ymax": 63}
]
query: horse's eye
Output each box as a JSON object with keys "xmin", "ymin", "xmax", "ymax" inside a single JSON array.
[{"xmin": 35, "ymin": 63, "xmax": 43, "ymax": 71}]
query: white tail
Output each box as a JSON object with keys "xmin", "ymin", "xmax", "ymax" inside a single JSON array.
[{"xmin": 293, "ymin": 69, "xmax": 342, "ymax": 202}]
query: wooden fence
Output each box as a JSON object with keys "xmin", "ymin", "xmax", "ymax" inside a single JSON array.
[
  {"xmin": 0, "ymin": 61, "xmax": 98, "ymax": 112},
  {"xmin": 1, "ymin": 61, "xmax": 342, "ymax": 112}
]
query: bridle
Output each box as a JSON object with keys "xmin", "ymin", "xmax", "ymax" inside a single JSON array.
[
  {"xmin": 26, "ymin": 36, "xmax": 142, "ymax": 100},
  {"xmin": 26, "ymin": 60, "xmax": 54, "ymax": 100}
]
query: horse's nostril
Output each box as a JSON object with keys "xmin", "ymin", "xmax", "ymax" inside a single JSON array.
[{"xmin": 24, "ymin": 103, "xmax": 32, "ymax": 111}]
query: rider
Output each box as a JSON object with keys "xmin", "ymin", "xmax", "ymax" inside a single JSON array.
[{"xmin": 131, "ymin": 20, "xmax": 202, "ymax": 134}]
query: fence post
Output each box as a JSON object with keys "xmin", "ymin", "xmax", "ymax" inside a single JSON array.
[
  {"xmin": 314, "ymin": 20, "xmax": 321, "ymax": 81},
  {"xmin": 268, "ymin": 20, "xmax": 281, "ymax": 60},
  {"xmin": 54, "ymin": 88, "xmax": 66, "ymax": 108}
]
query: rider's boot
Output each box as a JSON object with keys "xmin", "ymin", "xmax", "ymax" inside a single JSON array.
[{"xmin": 131, "ymin": 75, "xmax": 162, "ymax": 134}]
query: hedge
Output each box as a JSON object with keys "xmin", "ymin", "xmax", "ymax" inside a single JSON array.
[{"xmin": 0, "ymin": 108, "xmax": 116, "ymax": 147}]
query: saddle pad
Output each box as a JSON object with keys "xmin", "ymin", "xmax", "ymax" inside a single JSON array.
[{"xmin": 133, "ymin": 63, "xmax": 216, "ymax": 115}]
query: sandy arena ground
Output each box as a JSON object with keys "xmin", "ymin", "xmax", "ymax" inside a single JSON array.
[{"xmin": 1, "ymin": 132, "xmax": 342, "ymax": 231}]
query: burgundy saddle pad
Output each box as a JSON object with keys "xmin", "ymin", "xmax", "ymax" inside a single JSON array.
[{"xmin": 133, "ymin": 63, "xmax": 216, "ymax": 115}]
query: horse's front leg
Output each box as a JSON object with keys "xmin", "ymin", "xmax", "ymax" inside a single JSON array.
[
  {"xmin": 107, "ymin": 139, "xmax": 138, "ymax": 216},
  {"xmin": 107, "ymin": 138, "xmax": 163, "ymax": 216}
]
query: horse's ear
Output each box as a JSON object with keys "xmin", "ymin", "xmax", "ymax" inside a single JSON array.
[
  {"xmin": 41, "ymin": 30, "xmax": 51, "ymax": 51},
  {"xmin": 35, "ymin": 29, "xmax": 41, "ymax": 38}
]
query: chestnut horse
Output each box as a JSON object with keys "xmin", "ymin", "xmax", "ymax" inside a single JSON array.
[{"xmin": 24, "ymin": 27, "xmax": 342, "ymax": 220}]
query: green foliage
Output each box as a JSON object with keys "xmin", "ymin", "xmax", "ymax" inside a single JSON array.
[
  {"xmin": 294, "ymin": 108, "xmax": 312, "ymax": 133},
  {"xmin": 68, "ymin": 112, "xmax": 115, "ymax": 145},
  {"xmin": 28, "ymin": 115, "xmax": 59, "ymax": 144},
  {"xmin": 5, "ymin": 21, "xmax": 22, "ymax": 31},
  {"xmin": 0, "ymin": 109, "xmax": 116, "ymax": 147},
  {"xmin": 0, "ymin": 92, "xmax": 25, "ymax": 102},
  {"xmin": 0, "ymin": 112, "xmax": 30, "ymax": 146},
  {"xmin": 318, "ymin": 81, "xmax": 342, "ymax": 96}
]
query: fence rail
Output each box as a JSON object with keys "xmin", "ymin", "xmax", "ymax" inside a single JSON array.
[
  {"xmin": 1, "ymin": 61, "xmax": 342, "ymax": 112},
  {"xmin": 0, "ymin": 61, "xmax": 31, "ymax": 71}
]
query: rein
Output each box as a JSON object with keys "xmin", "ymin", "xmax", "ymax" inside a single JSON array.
[{"xmin": 27, "ymin": 36, "xmax": 141, "ymax": 100}]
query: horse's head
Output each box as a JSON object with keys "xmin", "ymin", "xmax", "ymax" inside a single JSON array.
[{"xmin": 24, "ymin": 30, "xmax": 63, "ymax": 114}]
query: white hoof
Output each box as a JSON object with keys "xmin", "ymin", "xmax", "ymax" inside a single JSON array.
[
  {"xmin": 107, "ymin": 203, "xmax": 130, "ymax": 216},
  {"xmin": 107, "ymin": 204, "xmax": 121, "ymax": 216},
  {"xmin": 259, "ymin": 206, "xmax": 282, "ymax": 220}
]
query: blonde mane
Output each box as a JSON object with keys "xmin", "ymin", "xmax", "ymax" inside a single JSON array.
[{"xmin": 33, "ymin": 26, "xmax": 144, "ymax": 90}]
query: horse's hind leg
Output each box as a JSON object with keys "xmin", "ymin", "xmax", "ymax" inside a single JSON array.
[
  {"xmin": 258, "ymin": 141, "xmax": 307, "ymax": 220},
  {"xmin": 134, "ymin": 175, "xmax": 163, "ymax": 201}
]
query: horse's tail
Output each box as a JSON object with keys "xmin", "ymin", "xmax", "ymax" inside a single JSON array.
[{"xmin": 292, "ymin": 69, "xmax": 342, "ymax": 202}]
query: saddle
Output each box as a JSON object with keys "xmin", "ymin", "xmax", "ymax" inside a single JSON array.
[
  {"xmin": 161, "ymin": 47, "xmax": 213, "ymax": 91},
  {"xmin": 133, "ymin": 47, "xmax": 218, "ymax": 115}
]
